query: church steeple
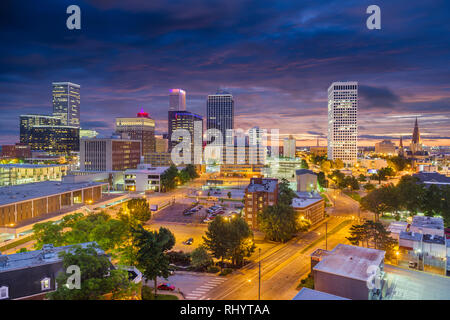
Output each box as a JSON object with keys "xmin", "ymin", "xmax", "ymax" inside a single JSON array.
[{"xmin": 412, "ymin": 117, "xmax": 420, "ymax": 144}]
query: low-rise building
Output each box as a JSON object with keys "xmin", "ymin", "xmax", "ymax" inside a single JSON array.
[
  {"xmin": 292, "ymin": 191, "xmax": 324, "ymax": 225},
  {"xmin": 295, "ymin": 169, "xmax": 318, "ymax": 192},
  {"xmin": 387, "ymin": 221, "xmax": 408, "ymax": 241},
  {"xmin": 0, "ymin": 181, "xmax": 108, "ymax": 236},
  {"xmin": 145, "ymin": 152, "xmax": 173, "ymax": 167},
  {"xmin": 293, "ymin": 287, "xmax": 349, "ymax": 300},
  {"xmin": 309, "ymin": 146, "xmax": 327, "ymax": 157},
  {"xmin": 0, "ymin": 164, "xmax": 68, "ymax": 187},
  {"xmin": 410, "ymin": 215, "xmax": 445, "ymax": 237},
  {"xmin": 358, "ymin": 158, "xmax": 388, "ymax": 171},
  {"xmin": 262, "ymin": 156, "xmax": 303, "ymax": 180},
  {"xmin": 312, "ymin": 244, "xmax": 385, "ymax": 300},
  {"xmin": 243, "ymin": 178, "xmax": 278, "ymax": 229},
  {"xmin": 375, "ymin": 140, "xmax": 396, "ymax": 155},
  {"xmin": 0, "ymin": 143, "xmax": 32, "ymax": 159},
  {"xmin": 123, "ymin": 165, "xmax": 169, "ymax": 192}
]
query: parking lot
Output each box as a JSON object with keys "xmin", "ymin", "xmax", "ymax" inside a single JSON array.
[{"xmin": 151, "ymin": 202, "xmax": 207, "ymax": 224}]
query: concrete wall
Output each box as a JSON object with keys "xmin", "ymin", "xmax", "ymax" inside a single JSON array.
[{"xmin": 314, "ymin": 269, "xmax": 369, "ymax": 300}]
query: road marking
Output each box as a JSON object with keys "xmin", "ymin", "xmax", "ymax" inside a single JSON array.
[
  {"xmin": 199, "ymin": 296, "xmax": 206, "ymax": 300},
  {"xmin": 192, "ymin": 290, "xmax": 209, "ymax": 294},
  {"xmin": 199, "ymin": 285, "xmax": 216, "ymax": 289},
  {"xmin": 186, "ymin": 292, "xmax": 202, "ymax": 296}
]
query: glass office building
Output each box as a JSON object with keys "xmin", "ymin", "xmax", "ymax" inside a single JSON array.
[{"xmin": 52, "ymin": 82, "xmax": 81, "ymax": 127}]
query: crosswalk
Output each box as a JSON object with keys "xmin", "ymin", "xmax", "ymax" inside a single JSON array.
[{"xmin": 184, "ymin": 277, "xmax": 227, "ymax": 300}]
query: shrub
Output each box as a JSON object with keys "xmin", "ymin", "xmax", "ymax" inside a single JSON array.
[
  {"xmin": 206, "ymin": 266, "xmax": 220, "ymax": 273},
  {"xmin": 219, "ymin": 268, "xmax": 233, "ymax": 276},
  {"xmin": 167, "ymin": 251, "xmax": 191, "ymax": 266}
]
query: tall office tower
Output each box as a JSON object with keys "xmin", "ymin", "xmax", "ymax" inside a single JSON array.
[
  {"xmin": 206, "ymin": 89, "xmax": 234, "ymax": 146},
  {"xmin": 168, "ymin": 110, "xmax": 203, "ymax": 163},
  {"xmin": 248, "ymin": 127, "xmax": 267, "ymax": 164},
  {"xmin": 327, "ymin": 81, "xmax": 358, "ymax": 165},
  {"xmin": 169, "ymin": 89, "xmax": 186, "ymax": 111},
  {"xmin": 19, "ymin": 114, "xmax": 62, "ymax": 144},
  {"xmin": 283, "ymin": 135, "xmax": 296, "ymax": 158},
  {"xmin": 115, "ymin": 108, "xmax": 156, "ymax": 163},
  {"xmin": 52, "ymin": 82, "xmax": 81, "ymax": 127}
]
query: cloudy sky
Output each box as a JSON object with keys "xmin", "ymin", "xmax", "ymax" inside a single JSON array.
[{"xmin": 0, "ymin": 0, "xmax": 449, "ymax": 146}]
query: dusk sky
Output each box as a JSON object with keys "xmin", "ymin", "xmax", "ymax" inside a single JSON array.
[{"xmin": 0, "ymin": 0, "xmax": 449, "ymax": 146}]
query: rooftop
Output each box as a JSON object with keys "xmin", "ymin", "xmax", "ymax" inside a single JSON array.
[
  {"xmin": 292, "ymin": 287, "xmax": 349, "ymax": 300},
  {"xmin": 411, "ymin": 216, "xmax": 444, "ymax": 231},
  {"xmin": 125, "ymin": 166, "xmax": 170, "ymax": 175},
  {"xmin": 247, "ymin": 178, "xmax": 278, "ymax": 193},
  {"xmin": 295, "ymin": 169, "xmax": 316, "ymax": 176},
  {"xmin": 422, "ymin": 234, "xmax": 445, "ymax": 245},
  {"xmin": 292, "ymin": 191, "xmax": 323, "ymax": 208},
  {"xmin": 399, "ymin": 231, "xmax": 423, "ymax": 242},
  {"xmin": 413, "ymin": 172, "xmax": 450, "ymax": 184},
  {"xmin": 0, "ymin": 180, "xmax": 107, "ymax": 206},
  {"xmin": 313, "ymin": 244, "xmax": 385, "ymax": 282},
  {"xmin": 0, "ymin": 242, "xmax": 102, "ymax": 273},
  {"xmin": 0, "ymin": 164, "xmax": 67, "ymax": 169},
  {"xmin": 388, "ymin": 221, "xmax": 408, "ymax": 234}
]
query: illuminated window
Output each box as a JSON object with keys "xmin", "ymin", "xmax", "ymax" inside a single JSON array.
[{"xmin": 41, "ymin": 278, "xmax": 51, "ymax": 291}]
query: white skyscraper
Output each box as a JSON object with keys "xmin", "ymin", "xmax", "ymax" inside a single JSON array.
[
  {"xmin": 169, "ymin": 89, "xmax": 186, "ymax": 111},
  {"xmin": 283, "ymin": 135, "xmax": 296, "ymax": 158},
  {"xmin": 327, "ymin": 81, "xmax": 358, "ymax": 165}
]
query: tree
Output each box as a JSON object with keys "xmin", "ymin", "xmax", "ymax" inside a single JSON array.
[
  {"xmin": 396, "ymin": 175, "xmax": 425, "ymax": 215},
  {"xmin": 126, "ymin": 198, "xmax": 152, "ymax": 223},
  {"xmin": 132, "ymin": 225, "xmax": 175, "ymax": 298},
  {"xmin": 320, "ymin": 160, "xmax": 332, "ymax": 174},
  {"xmin": 363, "ymin": 183, "xmax": 376, "ymax": 192},
  {"xmin": 160, "ymin": 165, "xmax": 179, "ymax": 192},
  {"xmin": 421, "ymin": 184, "xmax": 443, "ymax": 217},
  {"xmin": 297, "ymin": 218, "xmax": 312, "ymax": 232},
  {"xmin": 191, "ymin": 246, "xmax": 213, "ymax": 270},
  {"xmin": 358, "ymin": 174, "xmax": 367, "ymax": 182},
  {"xmin": 300, "ymin": 159, "xmax": 309, "ymax": 169},
  {"xmin": 47, "ymin": 245, "xmax": 135, "ymax": 300},
  {"xmin": 184, "ymin": 164, "xmax": 199, "ymax": 179},
  {"xmin": 202, "ymin": 216, "xmax": 255, "ymax": 268},
  {"xmin": 258, "ymin": 203, "xmax": 298, "ymax": 242},
  {"xmin": 278, "ymin": 178, "xmax": 296, "ymax": 205},
  {"xmin": 333, "ymin": 159, "xmax": 344, "ymax": 170},
  {"xmin": 317, "ymin": 171, "xmax": 328, "ymax": 188},
  {"xmin": 32, "ymin": 222, "xmax": 65, "ymax": 249}
]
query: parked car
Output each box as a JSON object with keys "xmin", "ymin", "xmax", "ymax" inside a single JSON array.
[
  {"xmin": 183, "ymin": 238, "xmax": 194, "ymax": 245},
  {"xmin": 157, "ymin": 283, "xmax": 175, "ymax": 291},
  {"xmin": 408, "ymin": 261, "xmax": 418, "ymax": 269}
]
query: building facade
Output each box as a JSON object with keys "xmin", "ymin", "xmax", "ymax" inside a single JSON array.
[
  {"xmin": 28, "ymin": 125, "xmax": 80, "ymax": 153},
  {"xmin": 124, "ymin": 165, "xmax": 169, "ymax": 192},
  {"xmin": 19, "ymin": 114, "xmax": 62, "ymax": 145},
  {"xmin": 80, "ymin": 137, "xmax": 141, "ymax": 171},
  {"xmin": 0, "ymin": 144, "xmax": 31, "ymax": 159},
  {"xmin": 243, "ymin": 178, "xmax": 278, "ymax": 229},
  {"xmin": 327, "ymin": 82, "xmax": 358, "ymax": 165},
  {"xmin": 207, "ymin": 90, "xmax": 234, "ymax": 146},
  {"xmin": 375, "ymin": 140, "xmax": 396, "ymax": 155},
  {"xmin": 0, "ymin": 164, "xmax": 68, "ymax": 187},
  {"xmin": 52, "ymin": 82, "xmax": 81, "ymax": 127},
  {"xmin": 292, "ymin": 192, "xmax": 325, "ymax": 226},
  {"xmin": 283, "ymin": 135, "xmax": 296, "ymax": 158},
  {"xmin": 169, "ymin": 89, "xmax": 186, "ymax": 111},
  {"xmin": 168, "ymin": 110, "xmax": 203, "ymax": 163},
  {"xmin": 115, "ymin": 109, "xmax": 156, "ymax": 163}
]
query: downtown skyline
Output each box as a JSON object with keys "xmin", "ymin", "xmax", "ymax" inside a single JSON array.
[{"xmin": 0, "ymin": 0, "xmax": 449, "ymax": 147}]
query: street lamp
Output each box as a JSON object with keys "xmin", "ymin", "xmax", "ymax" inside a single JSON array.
[{"xmin": 258, "ymin": 248, "xmax": 261, "ymax": 300}]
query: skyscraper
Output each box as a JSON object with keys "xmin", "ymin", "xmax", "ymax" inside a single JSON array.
[
  {"xmin": 327, "ymin": 81, "xmax": 358, "ymax": 165},
  {"xmin": 52, "ymin": 82, "xmax": 81, "ymax": 127},
  {"xmin": 206, "ymin": 89, "xmax": 234, "ymax": 146},
  {"xmin": 115, "ymin": 108, "xmax": 156, "ymax": 163},
  {"xmin": 169, "ymin": 89, "xmax": 186, "ymax": 111},
  {"xmin": 168, "ymin": 110, "xmax": 203, "ymax": 163},
  {"xmin": 283, "ymin": 135, "xmax": 296, "ymax": 158},
  {"xmin": 19, "ymin": 114, "xmax": 62, "ymax": 144}
]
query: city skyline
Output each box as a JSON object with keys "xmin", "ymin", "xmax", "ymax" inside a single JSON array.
[{"xmin": 0, "ymin": 0, "xmax": 449, "ymax": 147}]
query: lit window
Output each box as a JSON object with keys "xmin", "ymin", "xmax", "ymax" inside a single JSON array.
[
  {"xmin": 0, "ymin": 286, "xmax": 8, "ymax": 300},
  {"xmin": 41, "ymin": 278, "xmax": 51, "ymax": 291}
]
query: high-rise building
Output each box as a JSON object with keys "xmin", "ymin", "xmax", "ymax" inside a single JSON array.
[
  {"xmin": 206, "ymin": 90, "xmax": 234, "ymax": 146},
  {"xmin": 19, "ymin": 114, "xmax": 62, "ymax": 144},
  {"xmin": 80, "ymin": 136, "xmax": 141, "ymax": 171},
  {"xmin": 283, "ymin": 135, "xmax": 296, "ymax": 158},
  {"xmin": 248, "ymin": 127, "xmax": 267, "ymax": 164},
  {"xmin": 52, "ymin": 82, "xmax": 81, "ymax": 127},
  {"xmin": 115, "ymin": 108, "xmax": 156, "ymax": 163},
  {"xmin": 169, "ymin": 89, "xmax": 186, "ymax": 111},
  {"xmin": 327, "ymin": 81, "xmax": 358, "ymax": 165},
  {"xmin": 168, "ymin": 110, "xmax": 203, "ymax": 163},
  {"xmin": 28, "ymin": 125, "xmax": 80, "ymax": 153},
  {"xmin": 155, "ymin": 136, "xmax": 168, "ymax": 153}
]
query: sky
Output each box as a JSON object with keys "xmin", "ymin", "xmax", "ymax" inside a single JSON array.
[{"xmin": 0, "ymin": 0, "xmax": 449, "ymax": 147}]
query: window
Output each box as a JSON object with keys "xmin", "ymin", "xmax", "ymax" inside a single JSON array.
[
  {"xmin": 41, "ymin": 278, "xmax": 51, "ymax": 291},
  {"xmin": 0, "ymin": 286, "xmax": 8, "ymax": 299}
]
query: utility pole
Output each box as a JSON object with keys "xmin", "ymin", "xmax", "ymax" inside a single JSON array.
[
  {"xmin": 325, "ymin": 222, "xmax": 328, "ymax": 251},
  {"xmin": 258, "ymin": 248, "xmax": 261, "ymax": 300}
]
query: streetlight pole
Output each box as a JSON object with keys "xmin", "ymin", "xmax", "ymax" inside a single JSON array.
[
  {"xmin": 258, "ymin": 248, "xmax": 261, "ymax": 300},
  {"xmin": 325, "ymin": 222, "xmax": 328, "ymax": 251}
]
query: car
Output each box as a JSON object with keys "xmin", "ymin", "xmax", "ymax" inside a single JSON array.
[
  {"xmin": 215, "ymin": 210, "xmax": 224, "ymax": 215},
  {"xmin": 408, "ymin": 261, "xmax": 418, "ymax": 268},
  {"xmin": 157, "ymin": 283, "xmax": 175, "ymax": 291},
  {"xmin": 183, "ymin": 238, "xmax": 194, "ymax": 245},
  {"xmin": 190, "ymin": 208, "xmax": 199, "ymax": 212}
]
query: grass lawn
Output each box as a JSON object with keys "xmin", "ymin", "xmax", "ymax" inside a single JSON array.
[
  {"xmin": 0, "ymin": 235, "xmax": 34, "ymax": 252},
  {"xmin": 344, "ymin": 191, "xmax": 361, "ymax": 203},
  {"xmin": 141, "ymin": 286, "xmax": 179, "ymax": 300}
]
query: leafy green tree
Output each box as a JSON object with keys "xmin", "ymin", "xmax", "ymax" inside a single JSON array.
[
  {"xmin": 387, "ymin": 156, "xmax": 411, "ymax": 172},
  {"xmin": 126, "ymin": 198, "xmax": 151, "ymax": 223},
  {"xmin": 396, "ymin": 175, "xmax": 425, "ymax": 215},
  {"xmin": 160, "ymin": 165, "xmax": 179, "ymax": 192},
  {"xmin": 278, "ymin": 178, "xmax": 296, "ymax": 205},
  {"xmin": 258, "ymin": 203, "xmax": 297, "ymax": 242},
  {"xmin": 358, "ymin": 174, "xmax": 367, "ymax": 182},
  {"xmin": 297, "ymin": 218, "xmax": 312, "ymax": 232},
  {"xmin": 202, "ymin": 216, "xmax": 255, "ymax": 268},
  {"xmin": 48, "ymin": 245, "xmax": 135, "ymax": 300},
  {"xmin": 132, "ymin": 225, "xmax": 175, "ymax": 297},
  {"xmin": 184, "ymin": 164, "xmax": 199, "ymax": 179},
  {"xmin": 300, "ymin": 159, "xmax": 309, "ymax": 169},
  {"xmin": 421, "ymin": 184, "xmax": 443, "ymax": 217},
  {"xmin": 363, "ymin": 183, "xmax": 376, "ymax": 192},
  {"xmin": 333, "ymin": 159, "xmax": 344, "ymax": 170},
  {"xmin": 33, "ymin": 222, "xmax": 65, "ymax": 249},
  {"xmin": 320, "ymin": 160, "xmax": 332, "ymax": 174},
  {"xmin": 317, "ymin": 171, "xmax": 328, "ymax": 188}
]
